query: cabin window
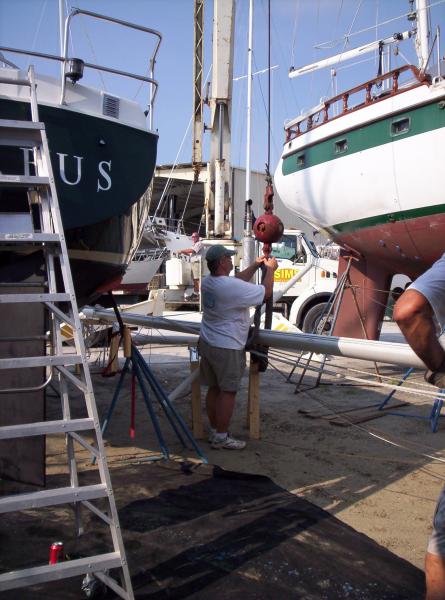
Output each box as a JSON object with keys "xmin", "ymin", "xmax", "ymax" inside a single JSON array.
[
  {"xmin": 334, "ymin": 139, "xmax": 348, "ymax": 154},
  {"xmin": 296, "ymin": 154, "xmax": 305, "ymax": 167},
  {"xmin": 391, "ymin": 117, "xmax": 410, "ymax": 136}
]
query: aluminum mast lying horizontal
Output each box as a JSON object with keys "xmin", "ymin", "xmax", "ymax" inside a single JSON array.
[{"xmin": 82, "ymin": 307, "xmax": 429, "ymax": 370}]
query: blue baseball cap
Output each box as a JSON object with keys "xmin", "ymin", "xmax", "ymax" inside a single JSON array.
[{"xmin": 206, "ymin": 245, "xmax": 236, "ymax": 263}]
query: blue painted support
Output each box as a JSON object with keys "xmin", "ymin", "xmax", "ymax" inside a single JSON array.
[
  {"xmin": 131, "ymin": 351, "xmax": 170, "ymax": 460},
  {"xmin": 378, "ymin": 368, "xmax": 444, "ymax": 432},
  {"xmin": 100, "ymin": 357, "xmax": 130, "ymax": 437},
  {"xmin": 92, "ymin": 357, "xmax": 131, "ymax": 465},
  {"xmin": 431, "ymin": 394, "xmax": 444, "ymax": 432},
  {"xmin": 133, "ymin": 346, "xmax": 208, "ymax": 464},
  {"xmin": 132, "ymin": 345, "xmax": 187, "ymax": 448},
  {"xmin": 378, "ymin": 367, "xmax": 414, "ymax": 410}
]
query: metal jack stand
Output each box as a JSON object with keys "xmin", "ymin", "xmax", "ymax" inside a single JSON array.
[
  {"xmin": 98, "ymin": 301, "xmax": 207, "ymax": 463},
  {"xmin": 289, "ymin": 256, "xmax": 382, "ymax": 393},
  {"xmin": 378, "ymin": 368, "xmax": 445, "ymax": 432}
]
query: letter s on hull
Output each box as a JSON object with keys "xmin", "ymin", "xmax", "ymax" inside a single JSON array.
[{"xmin": 97, "ymin": 160, "xmax": 112, "ymax": 192}]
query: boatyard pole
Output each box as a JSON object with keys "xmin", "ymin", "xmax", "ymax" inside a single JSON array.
[
  {"xmin": 207, "ymin": 0, "xmax": 235, "ymax": 238},
  {"xmin": 243, "ymin": 0, "xmax": 256, "ymax": 274}
]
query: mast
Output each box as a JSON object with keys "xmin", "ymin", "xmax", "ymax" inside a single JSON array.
[
  {"xmin": 245, "ymin": 0, "xmax": 253, "ymax": 209},
  {"xmin": 243, "ymin": 0, "xmax": 256, "ymax": 272},
  {"xmin": 415, "ymin": 0, "xmax": 430, "ymax": 71}
]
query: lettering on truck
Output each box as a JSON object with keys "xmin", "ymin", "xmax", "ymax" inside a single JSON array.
[{"xmin": 274, "ymin": 268, "xmax": 301, "ymax": 283}]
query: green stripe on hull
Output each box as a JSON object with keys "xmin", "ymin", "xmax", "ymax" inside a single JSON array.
[
  {"xmin": 282, "ymin": 100, "xmax": 445, "ymax": 176},
  {"xmin": 330, "ymin": 203, "xmax": 445, "ymax": 235}
]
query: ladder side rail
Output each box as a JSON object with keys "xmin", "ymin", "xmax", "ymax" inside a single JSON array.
[
  {"xmin": 35, "ymin": 103, "xmax": 135, "ymax": 599},
  {"xmin": 34, "ymin": 111, "xmax": 135, "ymax": 588}
]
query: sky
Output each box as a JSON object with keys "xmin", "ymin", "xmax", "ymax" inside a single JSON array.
[{"xmin": 1, "ymin": 0, "xmax": 444, "ymax": 175}]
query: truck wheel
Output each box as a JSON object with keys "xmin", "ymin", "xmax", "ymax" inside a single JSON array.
[{"xmin": 302, "ymin": 302, "xmax": 331, "ymax": 334}]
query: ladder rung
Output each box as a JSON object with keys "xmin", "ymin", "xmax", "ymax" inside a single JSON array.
[
  {"xmin": 0, "ymin": 483, "xmax": 108, "ymax": 514},
  {"xmin": 0, "ymin": 233, "xmax": 61, "ymax": 243},
  {"xmin": 0, "ymin": 76, "xmax": 31, "ymax": 87},
  {"xmin": 0, "ymin": 552, "xmax": 123, "ymax": 591},
  {"xmin": 0, "ymin": 418, "xmax": 95, "ymax": 440},
  {"xmin": 0, "ymin": 119, "xmax": 45, "ymax": 130},
  {"xmin": 0, "ymin": 119, "xmax": 45, "ymax": 147},
  {"xmin": 0, "ymin": 175, "xmax": 49, "ymax": 187},
  {"xmin": 0, "ymin": 355, "xmax": 82, "ymax": 370},
  {"xmin": 0, "ymin": 293, "xmax": 71, "ymax": 303}
]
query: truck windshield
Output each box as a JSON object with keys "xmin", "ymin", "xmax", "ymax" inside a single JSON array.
[{"xmin": 271, "ymin": 235, "xmax": 300, "ymax": 260}]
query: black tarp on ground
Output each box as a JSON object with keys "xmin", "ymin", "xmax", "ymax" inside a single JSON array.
[{"xmin": 0, "ymin": 462, "xmax": 425, "ymax": 599}]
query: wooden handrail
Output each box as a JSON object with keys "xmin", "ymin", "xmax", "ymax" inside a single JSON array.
[{"xmin": 285, "ymin": 65, "xmax": 427, "ymax": 142}]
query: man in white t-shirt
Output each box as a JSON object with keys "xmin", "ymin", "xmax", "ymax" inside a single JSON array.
[
  {"xmin": 394, "ymin": 252, "xmax": 445, "ymax": 599},
  {"xmin": 199, "ymin": 244, "xmax": 278, "ymax": 450},
  {"xmin": 178, "ymin": 232, "xmax": 205, "ymax": 298}
]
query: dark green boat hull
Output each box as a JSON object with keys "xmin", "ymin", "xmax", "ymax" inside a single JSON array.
[{"xmin": 0, "ymin": 98, "xmax": 158, "ymax": 304}]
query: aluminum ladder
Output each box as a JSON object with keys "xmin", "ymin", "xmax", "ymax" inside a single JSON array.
[{"xmin": 0, "ymin": 66, "xmax": 134, "ymax": 599}]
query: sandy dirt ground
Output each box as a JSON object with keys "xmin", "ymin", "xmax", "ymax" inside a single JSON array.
[{"xmin": 42, "ymin": 320, "xmax": 445, "ymax": 576}]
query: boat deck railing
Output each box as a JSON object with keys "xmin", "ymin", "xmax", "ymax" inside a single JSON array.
[
  {"xmin": 145, "ymin": 217, "xmax": 200, "ymax": 238},
  {"xmin": 284, "ymin": 65, "xmax": 427, "ymax": 141},
  {"xmin": 133, "ymin": 247, "xmax": 169, "ymax": 262},
  {"xmin": 0, "ymin": 8, "xmax": 161, "ymax": 128}
]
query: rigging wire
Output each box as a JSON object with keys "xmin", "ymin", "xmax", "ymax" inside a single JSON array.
[
  {"xmin": 290, "ymin": 0, "xmax": 300, "ymax": 70},
  {"xmin": 316, "ymin": 0, "xmax": 445, "ymax": 50},
  {"xmin": 77, "ymin": 12, "xmax": 108, "ymax": 92},
  {"xmin": 153, "ymin": 63, "xmax": 212, "ymax": 220},
  {"xmin": 26, "ymin": 0, "xmax": 48, "ymax": 69}
]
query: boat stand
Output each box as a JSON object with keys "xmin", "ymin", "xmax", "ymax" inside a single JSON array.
[
  {"xmin": 288, "ymin": 256, "xmax": 382, "ymax": 394},
  {"xmin": 378, "ymin": 367, "xmax": 445, "ymax": 432},
  {"xmin": 98, "ymin": 301, "xmax": 207, "ymax": 463}
]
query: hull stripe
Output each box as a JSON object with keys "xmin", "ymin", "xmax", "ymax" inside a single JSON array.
[
  {"xmin": 282, "ymin": 100, "xmax": 445, "ymax": 176},
  {"xmin": 330, "ymin": 203, "xmax": 445, "ymax": 235}
]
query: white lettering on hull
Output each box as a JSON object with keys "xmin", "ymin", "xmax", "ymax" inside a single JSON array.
[
  {"xmin": 57, "ymin": 153, "xmax": 83, "ymax": 186},
  {"xmin": 17, "ymin": 149, "xmax": 113, "ymax": 191},
  {"xmin": 97, "ymin": 160, "xmax": 112, "ymax": 191}
]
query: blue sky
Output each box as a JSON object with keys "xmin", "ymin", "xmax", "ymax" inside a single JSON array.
[{"xmin": 1, "ymin": 0, "xmax": 444, "ymax": 173}]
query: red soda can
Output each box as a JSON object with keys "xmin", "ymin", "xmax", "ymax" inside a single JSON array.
[{"xmin": 49, "ymin": 541, "xmax": 64, "ymax": 564}]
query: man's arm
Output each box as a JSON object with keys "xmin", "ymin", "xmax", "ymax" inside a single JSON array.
[
  {"xmin": 236, "ymin": 256, "xmax": 278, "ymax": 300},
  {"xmin": 261, "ymin": 258, "xmax": 278, "ymax": 300},
  {"xmin": 236, "ymin": 256, "xmax": 263, "ymax": 283}
]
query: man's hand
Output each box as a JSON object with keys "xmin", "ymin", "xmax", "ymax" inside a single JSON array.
[
  {"xmin": 255, "ymin": 255, "xmax": 278, "ymax": 270},
  {"xmin": 264, "ymin": 257, "xmax": 278, "ymax": 271},
  {"xmin": 255, "ymin": 255, "xmax": 266, "ymax": 267}
]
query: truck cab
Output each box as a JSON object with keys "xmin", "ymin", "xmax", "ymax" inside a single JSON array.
[{"xmin": 268, "ymin": 229, "xmax": 338, "ymax": 332}]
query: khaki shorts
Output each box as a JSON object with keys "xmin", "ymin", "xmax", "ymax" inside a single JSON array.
[
  {"xmin": 198, "ymin": 338, "xmax": 246, "ymax": 392},
  {"xmin": 428, "ymin": 485, "xmax": 445, "ymax": 556},
  {"xmin": 191, "ymin": 261, "xmax": 201, "ymax": 279}
]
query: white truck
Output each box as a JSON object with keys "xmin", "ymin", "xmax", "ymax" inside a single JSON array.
[
  {"xmin": 157, "ymin": 229, "xmax": 338, "ymax": 332},
  {"xmin": 268, "ymin": 229, "xmax": 338, "ymax": 332}
]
